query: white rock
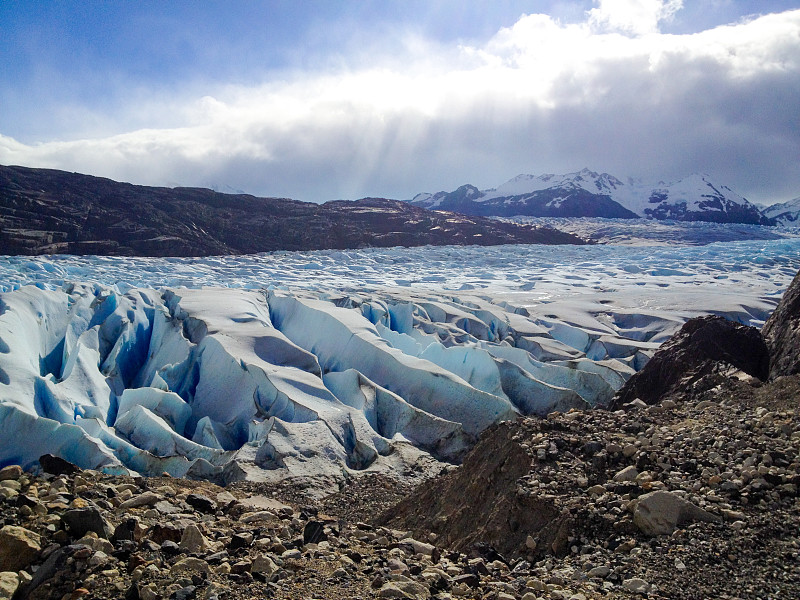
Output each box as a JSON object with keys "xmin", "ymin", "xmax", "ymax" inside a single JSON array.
[
  {"xmin": 0, "ymin": 572, "xmax": 19, "ymax": 600},
  {"xmin": 613, "ymin": 465, "xmax": 639, "ymax": 482},
  {"xmin": 623, "ymin": 577, "xmax": 651, "ymax": 593},
  {"xmin": 179, "ymin": 524, "xmax": 209, "ymax": 553},
  {"xmin": 119, "ymin": 492, "xmax": 161, "ymax": 509},
  {"xmin": 633, "ymin": 490, "xmax": 721, "ymax": 536},
  {"xmin": 252, "ymin": 554, "xmax": 278, "ymax": 576}
]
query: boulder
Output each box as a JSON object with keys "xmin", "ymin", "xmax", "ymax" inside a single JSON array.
[
  {"xmin": 622, "ymin": 578, "xmax": 651, "ymax": 594},
  {"xmin": 613, "ymin": 466, "xmax": 639, "ymax": 482},
  {"xmin": 38, "ymin": 454, "xmax": 80, "ymax": 475},
  {"xmin": 612, "ymin": 315, "xmax": 769, "ymax": 408},
  {"xmin": 252, "ymin": 554, "xmax": 278, "ymax": 576},
  {"xmin": 762, "ymin": 268, "xmax": 800, "ymax": 378},
  {"xmin": 185, "ymin": 493, "xmax": 217, "ymax": 513},
  {"xmin": 398, "ymin": 537, "xmax": 436, "ymax": 557},
  {"xmin": 147, "ymin": 523, "xmax": 182, "ymax": 544},
  {"xmin": 119, "ymin": 492, "xmax": 161, "ymax": 509},
  {"xmin": 0, "ymin": 466, "xmax": 22, "ymax": 481},
  {"xmin": 0, "ymin": 525, "xmax": 41, "ymax": 571},
  {"xmin": 0, "ymin": 572, "xmax": 19, "ymax": 600},
  {"xmin": 62, "ymin": 506, "xmax": 114, "ymax": 539},
  {"xmin": 111, "ymin": 518, "xmax": 139, "ymax": 543},
  {"xmin": 179, "ymin": 524, "xmax": 209, "ymax": 553},
  {"xmin": 633, "ymin": 490, "xmax": 721, "ymax": 536},
  {"xmin": 302, "ymin": 520, "xmax": 327, "ymax": 545},
  {"xmin": 170, "ymin": 557, "xmax": 211, "ymax": 576},
  {"xmin": 378, "ymin": 581, "xmax": 430, "ymax": 599}
]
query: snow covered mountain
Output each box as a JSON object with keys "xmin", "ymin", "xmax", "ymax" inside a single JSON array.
[
  {"xmin": 410, "ymin": 169, "xmax": 774, "ymax": 225},
  {"xmin": 764, "ymin": 196, "xmax": 800, "ymax": 225}
]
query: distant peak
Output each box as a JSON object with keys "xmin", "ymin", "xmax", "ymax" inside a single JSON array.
[
  {"xmin": 679, "ymin": 172, "xmax": 712, "ymax": 183},
  {"xmin": 509, "ymin": 174, "xmax": 537, "ymax": 182}
]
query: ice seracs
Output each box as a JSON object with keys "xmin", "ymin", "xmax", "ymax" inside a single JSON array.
[
  {"xmin": 1, "ymin": 237, "xmax": 798, "ymax": 487},
  {"xmin": 0, "ymin": 283, "xmax": 610, "ymax": 485},
  {"xmin": 0, "ymin": 282, "xmax": 669, "ymax": 485}
]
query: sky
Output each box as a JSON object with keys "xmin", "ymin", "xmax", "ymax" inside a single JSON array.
[{"xmin": 1, "ymin": 0, "xmax": 799, "ymax": 204}]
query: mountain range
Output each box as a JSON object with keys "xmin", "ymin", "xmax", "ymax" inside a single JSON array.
[
  {"xmin": 0, "ymin": 165, "xmax": 583, "ymax": 256},
  {"xmin": 2, "ymin": 164, "xmax": 798, "ymax": 258},
  {"xmin": 409, "ymin": 168, "xmax": 796, "ymax": 225},
  {"xmin": 764, "ymin": 196, "xmax": 800, "ymax": 224}
]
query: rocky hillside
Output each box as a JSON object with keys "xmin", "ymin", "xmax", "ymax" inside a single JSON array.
[
  {"xmin": 0, "ymin": 165, "xmax": 584, "ymax": 256},
  {"xmin": 608, "ymin": 315, "xmax": 770, "ymax": 409},
  {"xmin": 380, "ymin": 374, "xmax": 800, "ymax": 598}
]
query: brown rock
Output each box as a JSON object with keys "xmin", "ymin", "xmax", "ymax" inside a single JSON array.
[
  {"xmin": 0, "ymin": 572, "xmax": 19, "ymax": 600},
  {"xmin": 763, "ymin": 268, "xmax": 800, "ymax": 378},
  {"xmin": 148, "ymin": 523, "xmax": 182, "ymax": 544},
  {"xmin": 0, "ymin": 525, "xmax": 41, "ymax": 571},
  {"xmin": 0, "ymin": 466, "xmax": 22, "ymax": 481},
  {"xmin": 612, "ymin": 315, "xmax": 770, "ymax": 408}
]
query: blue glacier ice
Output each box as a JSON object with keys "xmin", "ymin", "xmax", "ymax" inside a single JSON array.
[{"xmin": 1, "ymin": 234, "xmax": 799, "ymax": 486}]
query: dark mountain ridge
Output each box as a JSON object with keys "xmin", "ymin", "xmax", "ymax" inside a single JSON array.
[
  {"xmin": 418, "ymin": 183, "xmax": 639, "ymax": 219},
  {"xmin": 0, "ymin": 165, "xmax": 585, "ymax": 256}
]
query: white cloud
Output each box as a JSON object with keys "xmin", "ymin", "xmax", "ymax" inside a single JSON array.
[
  {"xmin": 588, "ymin": 0, "xmax": 683, "ymax": 35},
  {"xmin": 1, "ymin": 7, "xmax": 799, "ymax": 204}
]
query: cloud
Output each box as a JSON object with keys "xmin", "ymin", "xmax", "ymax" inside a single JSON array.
[
  {"xmin": 1, "ymin": 6, "xmax": 799, "ymax": 204},
  {"xmin": 588, "ymin": 0, "xmax": 684, "ymax": 35}
]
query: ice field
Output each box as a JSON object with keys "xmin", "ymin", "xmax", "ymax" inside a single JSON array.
[{"xmin": 1, "ymin": 234, "xmax": 799, "ymax": 489}]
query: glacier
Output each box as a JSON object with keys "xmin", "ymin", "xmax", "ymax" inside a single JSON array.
[{"xmin": 1, "ymin": 235, "xmax": 799, "ymax": 491}]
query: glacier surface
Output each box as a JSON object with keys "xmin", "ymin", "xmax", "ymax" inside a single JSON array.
[{"xmin": 1, "ymin": 236, "xmax": 799, "ymax": 489}]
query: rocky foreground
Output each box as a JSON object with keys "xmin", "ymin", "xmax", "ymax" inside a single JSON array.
[{"xmin": 0, "ymin": 366, "xmax": 797, "ymax": 600}]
